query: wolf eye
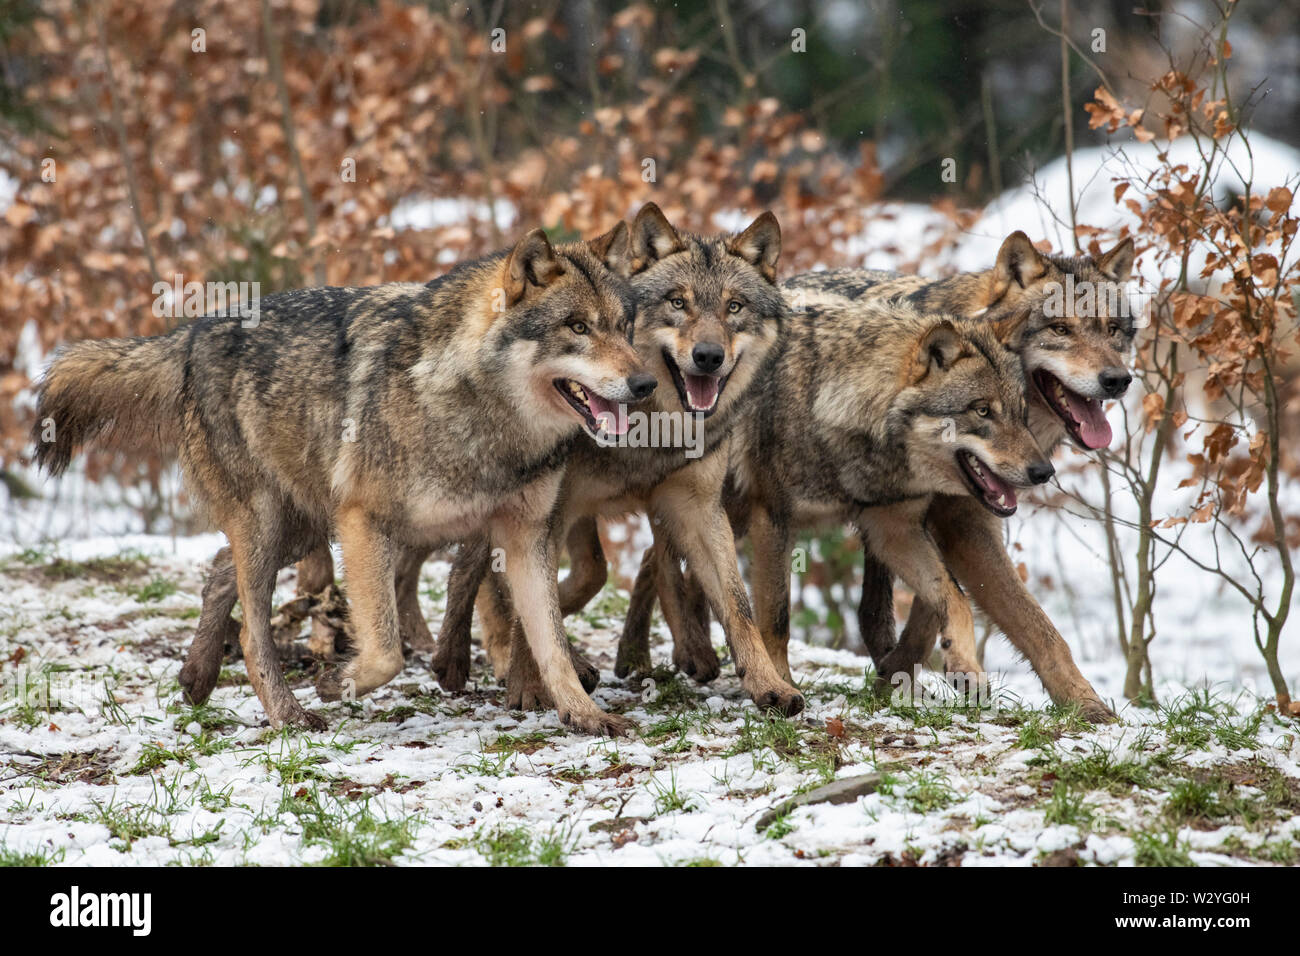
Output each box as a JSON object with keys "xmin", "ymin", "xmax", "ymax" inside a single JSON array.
[
  {"xmin": 669, "ymin": 296, "xmax": 686, "ymax": 310},
  {"xmin": 1051, "ymin": 323, "xmax": 1070, "ymax": 336},
  {"xmin": 972, "ymin": 402, "xmax": 992, "ymax": 418},
  {"xmin": 727, "ymin": 300, "xmax": 743, "ymax": 314},
  {"xmin": 1108, "ymin": 322, "xmax": 1124, "ymax": 337},
  {"xmin": 568, "ymin": 320, "xmax": 589, "ymax": 335}
]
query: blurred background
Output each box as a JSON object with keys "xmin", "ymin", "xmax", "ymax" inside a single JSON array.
[{"xmin": 0, "ymin": 1, "xmax": 1296, "ymax": 687}]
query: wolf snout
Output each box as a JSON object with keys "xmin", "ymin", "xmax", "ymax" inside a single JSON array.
[
  {"xmin": 691, "ymin": 342, "xmax": 725, "ymax": 373},
  {"xmin": 1098, "ymin": 367, "xmax": 1132, "ymax": 398},
  {"xmin": 1027, "ymin": 460, "xmax": 1055, "ymax": 485},
  {"xmin": 626, "ymin": 373, "xmax": 658, "ymax": 400}
]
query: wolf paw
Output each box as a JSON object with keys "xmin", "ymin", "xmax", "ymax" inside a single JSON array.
[
  {"xmin": 430, "ymin": 641, "xmax": 471, "ymax": 693},
  {"xmin": 267, "ymin": 700, "xmax": 327, "ymax": 732},
  {"xmin": 570, "ymin": 647, "xmax": 601, "ymax": 693},
  {"xmin": 752, "ymin": 683, "xmax": 805, "ymax": 717},
  {"xmin": 506, "ymin": 677, "xmax": 554, "ymax": 712},
  {"xmin": 178, "ymin": 659, "xmax": 220, "ymax": 707},
  {"xmin": 560, "ymin": 707, "xmax": 636, "ymax": 737},
  {"xmin": 673, "ymin": 639, "xmax": 721, "ymax": 684},
  {"xmin": 1080, "ymin": 698, "xmax": 1118, "ymax": 724}
]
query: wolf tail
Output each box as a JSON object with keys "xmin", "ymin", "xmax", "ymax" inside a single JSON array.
[{"xmin": 33, "ymin": 330, "xmax": 188, "ymax": 476}]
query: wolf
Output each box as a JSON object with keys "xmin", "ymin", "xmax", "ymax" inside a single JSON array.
[
  {"xmin": 621, "ymin": 232, "xmax": 1133, "ymax": 721},
  {"xmin": 34, "ymin": 225, "xmax": 657, "ymax": 735},
  {"xmin": 710, "ymin": 300, "xmax": 1057, "ymax": 705},
  {"xmin": 431, "ymin": 203, "xmax": 806, "ymax": 716}
]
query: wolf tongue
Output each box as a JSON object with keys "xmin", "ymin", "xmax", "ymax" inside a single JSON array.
[
  {"xmin": 586, "ymin": 392, "xmax": 627, "ymax": 435},
  {"xmin": 981, "ymin": 467, "xmax": 1017, "ymax": 510},
  {"xmin": 1062, "ymin": 389, "xmax": 1113, "ymax": 448},
  {"xmin": 684, "ymin": 374, "xmax": 719, "ymax": 411}
]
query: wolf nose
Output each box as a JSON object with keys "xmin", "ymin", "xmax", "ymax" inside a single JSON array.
[
  {"xmin": 1099, "ymin": 367, "xmax": 1132, "ymax": 397},
  {"xmin": 627, "ymin": 373, "xmax": 657, "ymax": 400},
  {"xmin": 1027, "ymin": 461, "xmax": 1055, "ymax": 485},
  {"xmin": 691, "ymin": 342, "xmax": 725, "ymax": 373}
]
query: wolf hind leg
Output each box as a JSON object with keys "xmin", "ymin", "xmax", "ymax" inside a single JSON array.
[
  {"xmin": 395, "ymin": 545, "xmax": 435, "ymax": 653},
  {"xmin": 433, "ymin": 535, "xmax": 490, "ymax": 692},
  {"xmin": 556, "ymin": 516, "xmax": 604, "ymax": 691},
  {"xmin": 225, "ymin": 512, "xmax": 325, "ymax": 730},
  {"xmin": 659, "ymin": 547, "xmax": 720, "ymax": 683},
  {"xmin": 179, "ymin": 546, "xmax": 241, "ymax": 706},
  {"xmin": 615, "ymin": 544, "xmax": 657, "ymax": 679}
]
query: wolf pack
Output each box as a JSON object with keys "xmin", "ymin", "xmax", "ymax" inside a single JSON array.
[{"xmin": 34, "ymin": 203, "xmax": 1136, "ymax": 736}]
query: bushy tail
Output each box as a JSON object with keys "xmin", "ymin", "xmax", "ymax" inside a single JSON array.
[{"xmin": 33, "ymin": 331, "xmax": 188, "ymax": 476}]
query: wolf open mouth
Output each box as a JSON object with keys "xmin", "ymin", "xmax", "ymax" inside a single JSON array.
[
  {"xmin": 553, "ymin": 379, "xmax": 628, "ymax": 439},
  {"xmin": 957, "ymin": 450, "xmax": 1018, "ymax": 517},
  {"xmin": 662, "ymin": 349, "xmax": 727, "ymax": 416},
  {"xmin": 1033, "ymin": 369, "xmax": 1112, "ymax": 449}
]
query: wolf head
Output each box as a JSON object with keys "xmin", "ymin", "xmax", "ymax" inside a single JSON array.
[
  {"xmin": 967, "ymin": 232, "xmax": 1136, "ymax": 452},
  {"xmin": 624, "ymin": 203, "xmax": 786, "ymax": 418},
  {"xmin": 488, "ymin": 225, "xmax": 656, "ymax": 441},
  {"xmin": 896, "ymin": 317, "xmax": 1054, "ymax": 517}
]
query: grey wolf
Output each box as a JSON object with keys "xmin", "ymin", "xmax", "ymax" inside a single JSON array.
[
  {"xmin": 34, "ymin": 226, "xmax": 655, "ymax": 735},
  {"xmin": 624, "ymin": 232, "xmax": 1133, "ymax": 721},
  {"xmin": 433, "ymin": 203, "xmax": 806, "ymax": 717}
]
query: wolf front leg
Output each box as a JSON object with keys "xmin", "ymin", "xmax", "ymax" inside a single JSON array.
[
  {"xmin": 859, "ymin": 501, "xmax": 984, "ymax": 694},
  {"xmin": 747, "ymin": 505, "xmax": 795, "ymax": 683},
  {"xmin": 928, "ymin": 495, "xmax": 1115, "ymax": 723},
  {"xmin": 651, "ymin": 461, "xmax": 804, "ymax": 716},
  {"xmin": 490, "ymin": 503, "xmax": 633, "ymax": 737},
  {"xmin": 317, "ymin": 505, "xmax": 406, "ymax": 701}
]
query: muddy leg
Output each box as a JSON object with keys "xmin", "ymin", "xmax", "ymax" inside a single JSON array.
[
  {"xmin": 227, "ymin": 517, "xmax": 325, "ymax": 729},
  {"xmin": 658, "ymin": 547, "xmax": 720, "ymax": 683},
  {"xmin": 179, "ymin": 547, "xmax": 241, "ymax": 706},
  {"xmin": 556, "ymin": 516, "xmax": 604, "ymax": 692},
  {"xmin": 615, "ymin": 544, "xmax": 658, "ymax": 678},
  {"xmin": 856, "ymin": 549, "xmax": 900, "ymax": 668},
  {"xmin": 432, "ymin": 535, "xmax": 490, "ymax": 692},
  {"xmin": 395, "ymin": 545, "xmax": 435, "ymax": 653}
]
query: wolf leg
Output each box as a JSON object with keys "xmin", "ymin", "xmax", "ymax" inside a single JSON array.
[
  {"xmin": 317, "ymin": 506, "xmax": 406, "ymax": 700},
  {"xmin": 651, "ymin": 463, "xmax": 803, "ymax": 716},
  {"xmin": 555, "ymin": 516, "xmax": 605, "ymax": 691},
  {"xmin": 296, "ymin": 545, "xmax": 344, "ymax": 660},
  {"xmin": 226, "ymin": 517, "xmax": 325, "ymax": 729},
  {"xmin": 657, "ymin": 542, "xmax": 721, "ymax": 683},
  {"xmin": 491, "ymin": 503, "xmax": 632, "ymax": 737},
  {"xmin": 394, "ymin": 545, "xmax": 435, "ymax": 653},
  {"xmin": 615, "ymin": 543, "xmax": 658, "ymax": 678},
  {"xmin": 856, "ymin": 550, "xmax": 901, "ymax": 668},
  {"xmin": 929, "ymin": 496, "xmax": 1114, "ymax": 722},
  {"xmin": 179, "ymin": 546, "xmax": 241, "ymax": 706},
  {"xmin": 477, "ymin": 571, "xmax": 515, "ymax": 680},
  {"xmin": 748, "ymin": 506, "xmax": 795, "ymax": 683},
  {"xmin": 433, "ymin": 535, "xmax": 490, "ymax": 691},
  {"xmin": 859, "ymin": 503, "xmax": 984, "ymax": 695}
]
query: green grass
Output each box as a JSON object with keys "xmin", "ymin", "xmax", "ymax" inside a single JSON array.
[
  {"xmin": 1042, "ymin": 781, "xmax": 1094, "ymax": 828},
  {"xmin": 280, "ymin": 787, "xmax": 419, "ymax": 866},
  {"xmin": 0, "ymin": 843, "xmax": 66, "ymax": 866},
  {"xmin": 647, "ymin": 767, "xmax": 698, "ymax": 815},
  {"xmin": 1134, "ymin": 827, "xmax": 1195, "ymax": 867},
  {"xmin": 472, "ymin": 823, "xmax": 571, "ymax": 866}
]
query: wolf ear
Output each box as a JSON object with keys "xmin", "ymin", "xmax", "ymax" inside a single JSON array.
[
  {"xmin": 630, "ymin": 203, "xmax": 685, "ymax": 270},
  {"xmin": 911, "ymin": 320, "xmax": 965, "ymax": 382},
  {"xmin": 504, "ymin": 228, "xmax": 566, "ymax": 306},
  {"xmin": 728, "ymin": 211, "xmax": 782, "ymax": 284},
  {"xmin": 989, "ymin": 231, "xmax": 1048, "ymax": 303},
  {"xmin": 1096, "ymin": 236, "xmax": 1135, "ymax": 282},
  {"xmin": 587, "ymin": 221, "xmax": 633, "ymax": 278}
]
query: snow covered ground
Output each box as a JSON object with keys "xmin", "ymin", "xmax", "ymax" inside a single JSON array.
[{"xmin": 0, "ymin": 535, "xmax": 1296, "ymax": 867}]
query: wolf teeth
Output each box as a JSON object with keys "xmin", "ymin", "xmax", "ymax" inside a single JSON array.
[
  {"xmin": 568, "ymin": 381, "xmax": 588, "ymax": 402},
  {"xmin": 998, "ymin": 494, "xmax": 1007, "ymax": 506}
]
